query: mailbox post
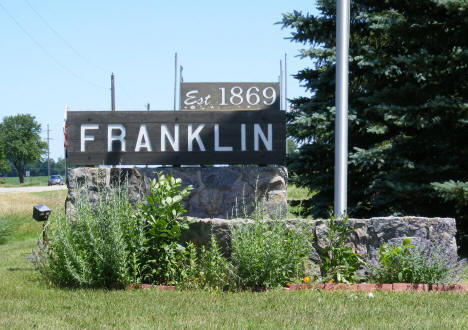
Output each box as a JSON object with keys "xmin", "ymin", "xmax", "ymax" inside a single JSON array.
[{"xmin": 33, "ymin": 204, "xmax": 51, "ymax": 246}]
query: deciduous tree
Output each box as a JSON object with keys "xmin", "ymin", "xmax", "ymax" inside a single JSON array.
[{"xmin": 0, "ymin": 114, "xmax": 47, "ymax": 183}]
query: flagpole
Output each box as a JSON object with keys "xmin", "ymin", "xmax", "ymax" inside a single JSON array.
[
  {"xmin": 174, "ymin": 52, "xmax": 178, "ymax": 110},
  {"xmin": 334, "ymin": 0, "xmax": 350, "ymax": 217}
]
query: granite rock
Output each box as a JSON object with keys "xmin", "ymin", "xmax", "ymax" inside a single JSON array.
[{"xmin": 66, "ymin": 166, "xmax": 287, "ymax": 219}]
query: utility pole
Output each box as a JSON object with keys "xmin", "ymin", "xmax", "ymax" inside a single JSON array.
[
  {"xmin": 47, "ymin": 124, "xmax": 50, "ymax": 177},
  {"xmin": 111, "ymin": 73, "xmax": 115, "ymax": 111},
  {"xmin": 334, "ymin": 0, "xmax": 350, "ymax": 217}
]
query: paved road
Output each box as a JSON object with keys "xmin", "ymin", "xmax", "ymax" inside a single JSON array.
[{"xmin": 0, "ymin": 185, "xmax": 68, "ymax": 194}]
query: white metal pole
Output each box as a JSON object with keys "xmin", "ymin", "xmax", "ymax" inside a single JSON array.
[
  {"xmin": 64, "ymin": 105, "xmax": 68, "ymax": 182},
  {"xmin": 284, "ymin": 53, "xmax": 288, "ymax": 112},
  {"xmin": 279, "ymin": 59, "xmax": 283, "ymax": 110},
  {"xmin": 174, "ymin": 52, "xmax": 178, "ymax": 110},
  {"xmin": 334, "ymin": 0, "xmax": 350, "ymax": 217}
]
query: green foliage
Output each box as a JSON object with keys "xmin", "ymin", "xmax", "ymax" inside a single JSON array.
[
  {"xmin": 179, "ymin": 237, "xmax": 237, "ymax": 291},
  {"xmin": 286, "ymin": 138, "xmax": 298, "ymax": 155},
  {"xmin": 0, "ymin": 114, "xmax": 47, "ymax": 183},
  {"xmin": 137, "ymin": 173, "xmax": 193, "ymax": 284},
  {"xmin": 432, "ymin": 180, "xmax": 468, "ymax": 208},
  {"xmin": 320, "ymin": 216, "xmax": 363, "ymax": 283},
  {"xmin": 42, "ymin": 186, "xmax": 138, "ymax": 288},
  {"xmin": 370, "ymin": 234, "xmax": 467, "ymax": 284},
  {"xmin": 0, "ymin": 218, "xmax": 13, "ymax": 244},
  {"xmin": 375, "ymin": 238, "xmax": 414, "ymax": 283},
  {"xmin": 5, "ymin": 157, "xmax": 66, "ymax": 178},
  {"xmin": 282, "ymin": 1, "xmax": 468, "ymax": 250},
  {"xmin": 230, "ymin": 209, "xmax": 313, "ymax": 289},
  {"xmin": 0, "ymin": 144, "xmax": 9, "ymax": 176}
]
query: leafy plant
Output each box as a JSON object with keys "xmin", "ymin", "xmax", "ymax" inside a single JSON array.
[
  {"xmin": 370, "ymin": 225, "xmax": 467, "ymax": 284},
  {"xmin": 137, "ymin": 173, "xmax": 192, "ymax": 285},
  {"xmin": 179, "ymin": 237, "xmax": 237, "ymax": 291},
  {"xmin": 42, "ymin": 184, "xmax": 138, "ymax": 288},
  {"xmin": 230, "ymin": 198, "xmax": 313, "ymax": 289},
  {"xmin": 320, "ymin": 215, "xmax": 363, "ymax": 284},
  {"xmin": 375, "ymin": 238, "xmax": 414, "ymax": 283}
]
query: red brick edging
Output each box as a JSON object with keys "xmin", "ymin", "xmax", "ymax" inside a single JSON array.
[
  {"xmin": 285, "ymin": 283, "xmax": 467, "ymax": 293},
  {"xmin": 128, "ymin": 284, "xmax": 177, "ymax": 291},
  {"xmin": 128, "ymin": 282, "xmax": 466, "ymax": 293}
]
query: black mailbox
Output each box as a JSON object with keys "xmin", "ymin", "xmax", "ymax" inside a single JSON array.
[{"xmin": 33, "ymin": 204, "xmax": 51, "ymax": 222}]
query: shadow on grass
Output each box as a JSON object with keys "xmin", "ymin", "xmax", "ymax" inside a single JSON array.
[{"xmin": 7, "ymin": 267, "xmax": 34, "ymax": 272}]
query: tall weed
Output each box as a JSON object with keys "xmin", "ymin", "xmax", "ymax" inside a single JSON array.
[
  {"xmin": 230, "ymin": 197, "xmax": 313, "ymax": 288},
  {"xmin": 42, "ymin": 184, "xmax": 139, "ymax": 288},
  {"xmin": 179, "ymin": 237, "xmax": 237, "ymax": 291},
  {"xmin": 320, "ymin": 215, "xmax": 363, "ymax": 283}
]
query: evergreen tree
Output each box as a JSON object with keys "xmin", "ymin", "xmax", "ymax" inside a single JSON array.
[{"xmin": 282, "ymin": 1, "xmax": 468, "ymax": 250}]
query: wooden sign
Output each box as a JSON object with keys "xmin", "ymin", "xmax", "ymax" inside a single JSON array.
[
  {"xmin": 66, "ymin": 110, "xmax": 285, "ymax": 166},
  {"xmin": 180, "ymin": 82, "xmax": 280, "ymax": 111}
]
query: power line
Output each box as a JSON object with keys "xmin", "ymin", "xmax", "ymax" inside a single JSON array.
[
  {"xmin": 24, "ymin": 0, "xmax": 142, "ymax": 106},
  {"xmin": 0, "ymin": 1, "xmax": 106, "ymax": 89},
  {"xmin": 23, "ymin": 0, "xmax": 109, "ymax": 74}
]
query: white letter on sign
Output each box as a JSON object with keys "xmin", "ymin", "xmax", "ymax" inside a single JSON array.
[
  {"xmin": 135, "ymin": 124, "xmax": 152, "ymax": 152},
  {"xmin": 254, "ymin": 124, "xmax": 272, "ymax": 151},
  {"xmin": 161, "ymin": 124, "xmax": 179, "ymax": 151},
  {"xmin": 188, "ymin": 124, "xmax": 205, "ymax": 152},
  {"xmin": 241, "ymin": 124, "xmax": 246, "ymax": 151},
  {"xmin": 80, "ymin": 124, "xmax": 99, "ymax": 152},
  {"xmin": 214, "ymin": 124, "xmax": 233, "ymax": 151},
  {"xmin": 108, "ymin": 124, "xmax": 126, "ymax": 152}
]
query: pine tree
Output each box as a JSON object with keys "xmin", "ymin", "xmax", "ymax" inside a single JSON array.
[{"xmin": 282, "ymin": 0, "xmax": 468, "ymax": 250}]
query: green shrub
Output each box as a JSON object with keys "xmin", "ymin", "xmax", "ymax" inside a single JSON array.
[
  {"xmin": 40, "ymin": 173, "xmax": 193, "ymax": 288},
  {"xmin": 373, "ymin": 238, "xmax": 414, "ymax": 283},
  {"xmin": 137, "ymin": 173, "xmax": 192, "ymax": 285},
  {"xmin": 42, "ymin": 185, "xmax": 139, "ymax": 288},
  {"xmin": 370, "ymin": 227, "xmax": 467, "ymax": 284},
  {"xmin": 320, "ymin": 216, "xmax": 363, "ymax": 284},
  {"xmin": 230, "ymin": 200, "xmax": 313, "ymax": 288},
  {"xmin": 179, "ymin": 237, "xmax": 237, "ymax": 291}
]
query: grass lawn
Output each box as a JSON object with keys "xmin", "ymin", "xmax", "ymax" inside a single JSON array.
[
  {"xmin": 287, "ymin": 184, "xmax": 315, "ymax": 218},
  {"xmin": 1, "ymin": 190, "xmax": 467, "ymax": 329},
  {"xmin": 1, "ymin": 176, "xmax": 49, "ymax": 187}
]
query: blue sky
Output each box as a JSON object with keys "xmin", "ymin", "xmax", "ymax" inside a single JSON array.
[{"xmin": 0, "ymin": 0, "xmax": 316, "ymax": 160}]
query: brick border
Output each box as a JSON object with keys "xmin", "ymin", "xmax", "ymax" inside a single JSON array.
[
  {"xmin": 128, "ymin": 283, "xmax": 466, "ymax": 293},
  {"xmin": 285, "ymin": 283, "xmax": 467, "ymax": 293},
  {"xmin": 127, "ymin": 284, "xmax": 177, "ymax": 291}
]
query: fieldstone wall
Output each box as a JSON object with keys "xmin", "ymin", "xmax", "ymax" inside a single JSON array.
[
  {"xmin": 66, "ymin": 167, "xmax": 459, "ymax": 270},
  {"xmin": 182, "ymin": 216, "xmax": 458, "ymax": 271},
  {"xmin": 66, "ymin": 166, "xmax": 288, "ymax": 219}
]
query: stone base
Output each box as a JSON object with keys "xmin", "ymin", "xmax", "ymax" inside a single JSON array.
[
  {"xmin": 65, "ymin": 168, "xmax": 459, "ymax": 272},
  {"xmin": 182, "ymin": 216, "xmax": 458, "ymax": 268},
  {"xmin": 66, "ymin": 166, "xmax": 287, "ymax": 219}
]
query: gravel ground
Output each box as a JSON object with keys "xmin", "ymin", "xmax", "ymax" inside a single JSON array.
[{"xmin": 0, "ymin": 185, "xmax": 67, "ymax": 194}]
